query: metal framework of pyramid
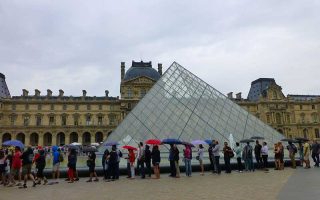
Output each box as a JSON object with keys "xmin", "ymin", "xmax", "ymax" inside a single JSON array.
[{"xmin": 104, "ymin": 62, "xmax": 284, "ymax": 147}]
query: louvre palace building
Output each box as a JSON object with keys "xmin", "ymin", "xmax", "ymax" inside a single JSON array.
[{"xmin": 0, "ymin": 61, "xmax": 319, "ymax": 146}]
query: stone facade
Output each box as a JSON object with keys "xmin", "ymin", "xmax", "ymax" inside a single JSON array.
[
  {"xmin": 0, "ymin": 61, "xmax": 161, "ymax": 146},
  {"xmin": 231, "ymin": 79, "xmax": 320, "ymax": 140}
]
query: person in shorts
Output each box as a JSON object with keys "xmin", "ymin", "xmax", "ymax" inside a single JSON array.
[
  {"xmin": 20, "ymin": 147, "xmax": 36, "ymax": 188},
  {"xmin": 11, "ymin": 146, "xmax": 22, "ymax": 185},
  {"xmin": 52, "ymin": 146, "xmax": 60, "ymax": 181},
  {"xmin": 151, "ymin": 145, "xmax": 160, "ymax": 179}
]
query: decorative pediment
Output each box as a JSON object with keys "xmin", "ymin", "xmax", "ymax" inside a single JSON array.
[
  {"xmin": 122, "ymin": 76, "xmax": 156, "ymax": 84},
  {"xmin": 264, "ymin": 83, "xmax": 285, "ymax": 100}
]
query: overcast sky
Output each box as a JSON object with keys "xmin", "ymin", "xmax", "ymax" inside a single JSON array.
[{"xmin": 1, "ymin": 0, "xmax": 319, "ymax": 98}]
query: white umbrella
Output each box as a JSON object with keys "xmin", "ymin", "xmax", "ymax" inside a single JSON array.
[{"xmin": 70, "ymin": 142, "xmax": 81, "ymax": 146}]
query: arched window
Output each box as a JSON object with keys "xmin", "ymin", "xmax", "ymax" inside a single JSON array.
[
  {"xmin": 315, "ymin": 129, "xmax": 320, "ymax": 138},
  {"xmin": 311, "ymin": 113, "xmax": 319, "ymax": 123},
  {"xmin": 303, "ymin": 129, "xmax": 308, "ymax": 139}
]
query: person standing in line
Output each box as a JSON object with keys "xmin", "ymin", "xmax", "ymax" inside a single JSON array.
[
  {"xmin": 212, "ymin": 141, "xmax": 221, "ymax": 174},
  {"xmin": 11, "ymin": 146, "xmax": 22, "ymax": 186},
  {"xmin": 86, "ymin": 151, "xmax": 99, "ymax": 182},
  {"xmin": 20, "ymin": 147, "xmax": 36, "ymax": 188},
  {"xmin": 183, "ymin": 145, "xmax": 192, "ymax": 177},
  {"xmin": 298, "ymin": 142, "xmax": 304, "ymax": 167},
  {"xmin": 254, "ymin": 140, "xmax": 263, "ymax": 169},
  {"xmin": 198, "ymin": 144, "xmax": 204, "ymax": 175},
  {"xmin": 67, "ymin": 149, "xmax": 77, "ymax": 183},
  {"xmin": 243, "ymin": 142, "xmax": 254, "ymax": 172},
  {"xmin": 125, "ymin": 152, "xmax": 131, "ymax": 179},
  {"xmin": 311, "ymin": 140, "xmax": 320, "ymax": 167},
  {"xmin": 261, "ymin": 142, "xmax": 269, "ymax": 170},
  {"xmin": 144, "ymin": 145, "xmax": 152, "ymax": 178},
  {"xmin": 102, "ymin": 149, "xmax": 109, "ymax": 180},
  {"xmin": 0, "ymin": 150, "xmax": 8, "ymax": 186},
  {"xmin": 234, "ymin": 142, "xmax": 243, "ymax": 172},
  {"xmin": 274, "ymin": 143, "xmax": 280, "ymax": 170},
  {"xmin": 151, "ymin": 145, "xmax": 161, "ymax": 179},
  {"xmin": 107, "ymin": 146, "xmax": 117, "ymax": 181},
  {"xmin": 115, "ymin": 145, "xmax": 122, "ymax": 180},
  {"xmin": 208, "ymin": 141, "xmax": 214, "ymax": 173},
  {"xmin": 137, "ymin": 142, "xmax": 145, "ymax": 179},
  {"xmin": 223, "ymin": 142, "xmax": 233, "ymax": 174},
  {"xmin": 35, "ymin": 149, "xmax": 47, "ymax": 185},
  {"xmin": 287, "ymin": 141, "xmax": 297, "ymax": 169},
  {"xmin": 128, "ymin": 149, "xmax": 136, "ymax": 179},
  {"xmin": 168, "ymin": 144, "xmax": 176, "ymax": 177},
  {"xmin": 303, "ymin": 141, "xmax": 311, "ymax": 169},
  {"xmin": 173, "ymin": 144, "xmax": 180, "ymax": 178},
  {"xmin": 52, "ymin": 146, "xmax": 60, "ymax": 182}
]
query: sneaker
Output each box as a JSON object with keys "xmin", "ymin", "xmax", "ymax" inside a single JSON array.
[
  {"xmin": 93, "ymin": 179, "xmax": 99, "ymax": 182},
  {"xmin": 75, "ymin": 178, "xmax": 79, "ymax": 181},
  {"xmin": 23, "ymin": 184, "xmax": 27, "ymax": 188},
  {"xmin": 86, "ymin": 180, "xmax": 92, "ymax": 182},
  {"xmin": 44, "ymin": 179, "xmax": 48, "ymax": 185}
]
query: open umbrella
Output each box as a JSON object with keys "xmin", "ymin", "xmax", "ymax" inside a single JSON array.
[
  {"xmin": 162, "ymin": 138, "xmax": 182, "ymax": 145},
  {"xmin": 204, "ymin": 139, "xmax": 213, "ymax": 145},
  {"xmin": 70, "ymin": 142, "xmax": 81, "ymax": 146},
  {"xmin": 181, "ymin": 141, "xmax": 195, "ymax": 147},
  {"xmin": 191, "ymin": 140, "xmax": 207, "ymax": 145},
  {"xmin": 122, "ymin": 145, "xmax": 137, "ymax": 151},
  {"xmin": 104, "ymin": 141, "xmax": 119, "ymax": 146},
  {"xmin": 145, "ymin": 139, "xmax": 162, "ymax": 145},
  {"xmin": 3, "ymin": 140, "xmax": 24, "ymax": 149},
  {"xmin": 295, "ymin": 137, "xmax": 309, "ymax": 142},
  {"xmin": 239, "ymin": 139, "xmax": 255, "ymax": 143},
  {"xmin": 250, "ymin": 136, "xmax": 265, "ymax": 140},
  {"xmin": 281, "ymin": 138, "xmax": 298, "ymax": 143}
]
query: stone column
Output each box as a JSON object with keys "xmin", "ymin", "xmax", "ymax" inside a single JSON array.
[
  {"xmin": 91, "ymin": 133, "xmax": 95, "ymax": 143},
  {"xmin": 78, "ymin": 133, "xmax": 83, "ymax": 145},
  {"xmin": 51, "ymin": 132, "xmax": 57, "ymax": 146},
  {"xmin": 25, "ymin": 133, "xmax": 30, "ymax": 147},
  {"xmin": 38, "ymin": 132, "xmax": 44, "ymax": 146}
]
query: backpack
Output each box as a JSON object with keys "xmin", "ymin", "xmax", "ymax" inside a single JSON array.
[
  {"xmin": 59, "ymin": 153, "xmax": 64, "ymax": 162},
  {"xmin": 28, "ymin": 153, "xmax": 34, "ymax": 163},
  {"xmin": 229, "ymin": 151, "xmax": 235, "ymax": 158},
  {"xmin": 292, "ymin": 145, "xmax": 298, "ymax": 154}
]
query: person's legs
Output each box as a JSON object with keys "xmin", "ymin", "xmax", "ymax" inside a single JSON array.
[
  {"xmin": 170, "ymin": 160, "xmax": 176, "ymax": 177},
  {"xmin": 215, "ymin": 156, "xmax": 221, "ymax": 174},
  {"xmin": 237, "ymin": 157, "xmax": 243, "ymax": 171},
  {"xmin": 130, "ymin": 164, "xmax": 135, "ymax": 178},
  {"xmin": 175, "ymin": 161, "xmax": 180, "ymax": 177},
  {"xmin": 316, "ymin": 154, "xmax": 320, "ymax": 167},
  {"xmin": 140, "ymin": 161, "xmax": 145, "ymax": 178},
  {"xmin": 136, "ymin": 160, "xmax": 140, "ymax": 176}
]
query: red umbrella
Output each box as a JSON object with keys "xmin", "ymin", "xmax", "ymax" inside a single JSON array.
[
  {"xmin": 122, "ymin": 145, "xmax": 137, "ymax": 151},
  {"xmin": 145, "ymin": 139, "xmax": 162, "ymax": 145}
]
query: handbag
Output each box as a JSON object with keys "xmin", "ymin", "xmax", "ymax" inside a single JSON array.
[
  {"xmin": 196, "ymin": 156, "xmax": 200, "ymax": 160},
  {"xmin": 86, "ymin": 160, "xmax": 92, "ymax": 167}
]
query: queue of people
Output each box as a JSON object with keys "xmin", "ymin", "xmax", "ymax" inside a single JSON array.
[{"xmin": 1, "ymin": 139, "xmax": 319, "ymax": 188}]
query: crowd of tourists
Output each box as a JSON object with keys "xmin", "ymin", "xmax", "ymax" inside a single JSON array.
[{"xmin": 0, "ymin": 139, "xmax": 319, "ymax": 188}]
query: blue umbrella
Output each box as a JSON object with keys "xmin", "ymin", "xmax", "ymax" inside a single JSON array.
[
  {"xmin": 204, "ymin": 139, "xmax": 213, "ymax": 145},
  {"xmin": 162, "ymin": 138, "xmax": 182, "ymax": 144},
  {"xmin": 3, "ymin": 140, "xmax": 24, "ymax": 148},
  {"xmin": 104, "ymin": 141, "xmax": 119, "ymax": 146}
]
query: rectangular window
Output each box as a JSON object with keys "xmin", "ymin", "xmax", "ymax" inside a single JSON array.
[
  {"xmin": 50, "ymin": 104, "xmax": 54, "ymax": 110},
  {"xmin": 86, "ymin": 116, "xmax": 91, "ymax": 125},
  {"xmin": 312, "ymin": 105, "xmax": 315, "ymax": 110},
  {"xmin": 87, "ymin": 104, "xmax": 91, "ymax": 110},
  {"xmin": 10, "ymin": 116, "xmax": 15, "ymax": 126},
  {"xmin": 36, "ymin": 116, "xmax": 41, "ymax": 126},
  {"xmin": 109, "ymin": 115, "xmax": 115, "ymax": 125},
  {"xmin": 62, "ymin": 116, "xmax": 67, "ymax": 126},
  {"xmin": 24, "ymin": 116, "xmax": 30, "ymax": 126},
  {"xmin": 98, "ymin": 116, "xmax": 103, "ymax": 125},
  {"xmin": 25, "ymin": 104, "xmax": 29, "ymax": 110},
  {"xmin": 12, "ymin": 104, "xmax": 16, "ymax": 110},
  {"xmin": 99, "ymin": 104, "xmax": 102, "ymax": 110},
  {"xmin": 300, "ymin": 105, "xmax": 303, "ymax": 110},
  {"xmin": 63, "ymin": 104, "xmax": 67, "ymax": 110},
  {"xmin": 38, "ymin": 104, "xmax": 42, "ymax": 110},
  {"xmin": 75, "ymin": 104, "xmax": 79, "ymax": 110},
  {"xmin": 49, "ymin": 116, "xmax": 55, "ymax": 125},
  {"xmin": 315, "ymin": 129, "xmax": 320, "ymax": 138}
]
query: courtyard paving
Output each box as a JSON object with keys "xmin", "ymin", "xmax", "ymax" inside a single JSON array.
[{"xmin": 1, "ymin": 169, "xmax": 298, "ymax": 200}]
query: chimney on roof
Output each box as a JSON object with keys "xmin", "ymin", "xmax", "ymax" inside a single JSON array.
[
  {"xmin": 35, "ymin": 89, "xmax": 41, "ymax": 97},
  {"xmin": 105, "ymin": 90, "xmax": 109, "ymax": 97},
  {"xmin": 22, "ymin": 89, "xmax": 29, "ymax": 97},
  {"xmin": 59, "ymin": 89, "xmax": 64, "ymax": 97},
  {"xmin": 236, "ymin": 92, "xmax": 242, "ymax": 100},
  {"xmin": 227, "ymin": 92, "xmax": 233, "ymax": 99},
  {"xmin": 158, "ymin": 63, "xmax": 163, "ymax": 75},
  {"xmin": 47, "ymin": 89, "xmax": 52, "ymax": 97},
  {"xmin": 121, "ymin": 62, "xmax": 125, "ymax": 80},
  {"xmin": 82, "ymin": 90, "xmax": 87, "ymax": 97}
]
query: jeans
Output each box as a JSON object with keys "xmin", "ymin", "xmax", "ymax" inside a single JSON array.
[
  {"xmin": 145, "ymin": 161, "xmax": 152, "ymax": 177},
  {"xmin": 209, "ymin": 156, "xmax": 214, "ymax": 172},
  {"xmin": 169, "ymin": 160, "xmax": 176, "ymax": 177},
  {"xmin": 224, "ymin": 157, "xmax": 231, "ymax": 173},
  {"xmin": 289, "ymin": 153, "xmax": 296, "ymax": 168},
  {"xmin": 312, "ymin": 153, "xmax": 319, "ymax": 167},
  {"xmin": 262, "ymin": 155, "xmax": 268, "ymax": 169},
  {"xmin": 255, "ymin": 155, "xmax": 262, "ymax": 169},
  {"xmin": 126, "ymin": 162, "xmax": 131, "ymax": 177},
  {"xmin": 214, "ymin": 156, "xmax": 221, "ymax": 174},
  {"xmin": 115, "ymin": 162, "xmax": 120, "ymax": 179},
  {"xmin": 137, "ymin": 159, "xmax": 145, "ymax": 178},
  {"xmin": 245, "ymin": 158, "xmax": 254, "ymax": 171},
  {"xmin": 185, "ymin": 158, "xmax": 192, "ymax": 176},
  {"xmin": 236, "ymin": 157, "xmax": 243, "ymax": 171}
]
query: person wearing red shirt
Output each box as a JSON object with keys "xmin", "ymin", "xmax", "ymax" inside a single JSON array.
[
  {"xmin": 11, "ymin": 146, "xmax": 22, "ymax": 185},
  {"xmin": 128, "ymin": 149, "xmax": 136, "ymax": 179}
]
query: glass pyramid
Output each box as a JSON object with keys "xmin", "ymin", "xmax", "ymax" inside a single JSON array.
[{"xmin": 104, "ymin": 62, "xmax": 284, "ymax": 148}]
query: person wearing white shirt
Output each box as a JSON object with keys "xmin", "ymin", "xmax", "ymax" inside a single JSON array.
[{"xmin": 261, "ymin": 142, "xmax": 269, "ymax": 170}]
